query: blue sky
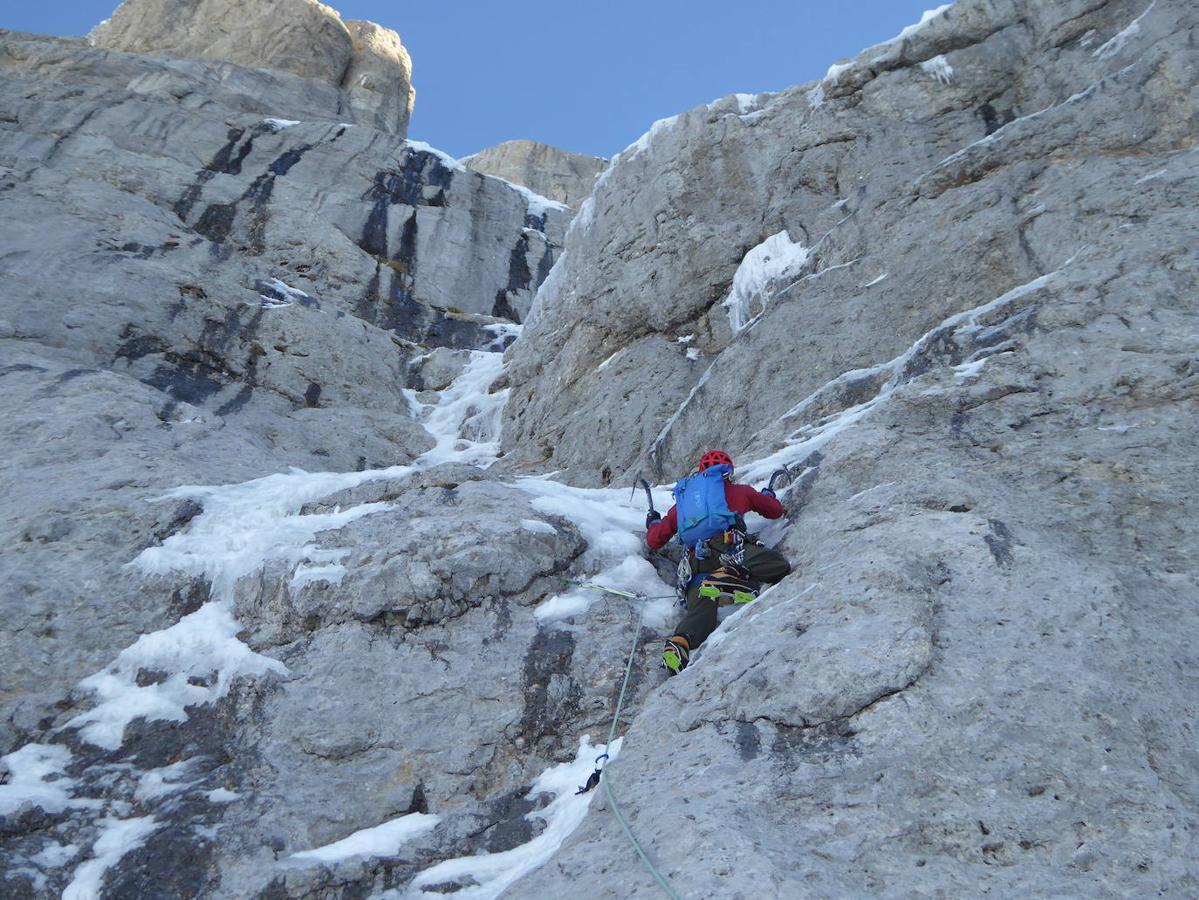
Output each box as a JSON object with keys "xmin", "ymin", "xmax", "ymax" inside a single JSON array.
[{"xmin": 5, "ymin": 1, "xmax": 946, "ymax": 159}]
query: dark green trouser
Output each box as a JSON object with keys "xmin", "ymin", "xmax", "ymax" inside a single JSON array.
[{"xmin": 670, "ymin": 537, "xmax": 792, "ymax": 650}]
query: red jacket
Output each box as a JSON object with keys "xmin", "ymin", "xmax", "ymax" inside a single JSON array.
[{"xmin": 646, "ymin": 482, "xmax": 784, "ymax": 551}]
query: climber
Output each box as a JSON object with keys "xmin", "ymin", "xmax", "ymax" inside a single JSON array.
[{"xmin": 646, "ymin": 450, "xmax": 791, "ymax": 675}]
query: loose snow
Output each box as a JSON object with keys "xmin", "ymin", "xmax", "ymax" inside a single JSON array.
[
  {"xmin": 62, "ymin": 815, "xmax": 159, "ymax": 900},
  {"xmin": 722, "ymin": 231, "xmax": 811, "ymax": 334},
  {"xmin": 287, "ymin": 813, "xmax": 441, "ymax": 865},
  {"xmin": 920, "ymin": 55, "xmax": 955, "ymax": 84},
  {"xmin": 401, "ymin": 736, "xmax": 619, "ymax": 899}
]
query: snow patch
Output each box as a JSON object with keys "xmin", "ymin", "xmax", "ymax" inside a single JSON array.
[
  {"xmin": 32, "ymin": 841, "xmax": 80, "ymax": 868},
  {"xmin": 404, "ymin": 140, "xmax": 467, "ymax": 172},
  {"xmin": 205, "ymin": 788, "xmax": 240, "ymax": 803},
  {"xmin": 676, "ymin": 334, "xmax": 694, "ymax": 344},
  {"xmin": 62, "ymin": 816, "xmax": 159, "ymax": 900},
  {"xmin": 262, "ymin": 118, "xmax": 300, "ymax": 130},
  {"xmin": 257, "ymin": 278, "xmax": 312, "ymax": 310},
  {"xmin": 402, "ymin": 736, "xmax": 619, "ymax": 899},
  {"xmin": 491, "ymin": 176, "xmax": 570, "ymax": 218},
  {"xmin": 722, "ymin": 231, "xmax": 811, "ymax": 334},
  {"xmin": 920, "ymin": 55, "xmax": 954, "ymax": 84},
  {"xmin": 897, "ymin": 4, "xmax": 954, "ymax": 41},
  {"xmin": 287, "ymin": 813, "xmax": 441, "ymax": 865},
  {"xmin": 613, "ymin": 114, "xmax": 680, "ymax": 166},
  {"xmin": 686, "ymin": 347, "xmax": 700, "ymax": 361},
  {"xmin": 134, "ymin": 760, "xmax": 198, "ymax": 802},
  {"xmin": 520, "ymin": 519, "xmax": 557, "ymax": 536},
  {"xmin": 290, "ymin": 563, "xmax": 348, "ymax": 591}
]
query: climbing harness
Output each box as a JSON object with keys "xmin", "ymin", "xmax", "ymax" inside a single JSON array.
[{"xmin": 560, "ymin": 578, "xmax": 681, "ymax": 899}]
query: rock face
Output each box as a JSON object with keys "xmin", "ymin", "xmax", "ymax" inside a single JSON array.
[
  {"xmin": 0, "ymin": 16, "xmax": 563, "ymax": 811},
  {"xmin": 2, "ymin": 0, "xmax": 1198, "ymax": 898},
  {"xmin": 501, "ymin": 0, "xmax": 1199, "ymax": 896},
  {"xmin": 90, "ymin": 0, "xmax": 415, "ymax": 134},
  {"xmin": 464, "ymin": 139, "xmax": 608, "ymax": 208}
]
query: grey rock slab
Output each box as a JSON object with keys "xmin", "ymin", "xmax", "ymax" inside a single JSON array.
[{"xmin": 464, "ymin": 139, "xmax": 608, "ymax": 208}]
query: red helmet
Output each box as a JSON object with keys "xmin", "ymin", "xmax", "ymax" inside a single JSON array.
[{"xmin": 698, "ymin": 449, "xmax": 733, "ymax": 472}]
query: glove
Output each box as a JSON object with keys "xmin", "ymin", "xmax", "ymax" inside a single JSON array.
[
  {"xmin": 646, "ymin": 511, "xmax": 662, "ymax": 529},
  {"xmin": 761, "ymin": 487, "xmax": 776, "ymax": 498}
]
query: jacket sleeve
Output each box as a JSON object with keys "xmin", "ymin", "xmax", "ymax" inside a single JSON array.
[
  {"xmin": 646, "ymin": 504, "xmax": 678, "ymax": 550},
  {"xmin": 748, "ymin": 487, "xmax": 785, "ymax": 520}
]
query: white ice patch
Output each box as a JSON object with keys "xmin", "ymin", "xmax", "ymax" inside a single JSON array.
[
  {"xmin": 920, "ymin": 55, "xmax": 954, "ymax": 84},
  {"xmin": 403, "ymin": 140, "xmax": 467, "ymax": 172},
  {"xmin": 65, "ymin": 601, "xmax": 289, "ymax": 750},
  {"xmin": 0, "ymin": 744, "xmax": 95, "ymax": 816},
  {"xmin": 483, "ymin": 321, "xmax": 521, "ymax": 352},
  {"xmin": 412, "ymin": 350, "xmax": 509, "ymax": 467},
  {"xmin": 134, "ymin": 760, "xmax": 198, "ymax": 802},
  {"xmin": 613, "ymin": 114, "xmax": 680, "ymax": 166},
  {"xmin": 953, "ymin": 357, "xmax": 987, "ymax": 382},
  {"xmin": 1094, "ymin": 0, "xmax": 1155, "ymax": 60},
  {"xmin": 491, "ymin": 177, "xmax": 570, "ymax": 219},
  {"xmin": 62, "ymin": 816, "xmax": 159, "ymax": 900},
  {"xmin": 290, "ymin": 563, "xmax": 348, "ymax": 591},
  {"xmin": 287, "ymin": 813, "xmax": 441, "ymax": 865},
  {"xmin": 262, "ymin": 118, "xmax": 300, "ymax": 130},
  {"xmin": 520, "ymin": 519, "xmax": 557, "ymax": 536},
  {"xmin": 896, "ymin": 4, "xmax": 954, "ymax": 41},
  {"xmin": 402, "ymin": 736, "xmax": 618, "ymax": 899},
  {"xmin": 257, "ymin": 278, "xmax": 312, "ymax": 310},
  {"xmin": 824, "ymin": 61, "xmax": 852, "ymax": 84},
  {"xmin": 722, "ymin": 231, "xmax": 811, "ymax": 334}
]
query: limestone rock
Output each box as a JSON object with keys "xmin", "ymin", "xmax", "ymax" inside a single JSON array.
[
  {"xmin": 464, "ymin": 139, "xmax": 607, "ymax": 208},
  {"xmin": 90, "ymin": 0, "xmax": 414, "ymax": 134}
]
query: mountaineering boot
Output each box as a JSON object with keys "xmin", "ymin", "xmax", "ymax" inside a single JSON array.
[
  {"xmin": 697, "ymin": 565, "xmax": 758, "ymax": 607},
  {"xmin": 662, "ymin": 636, "xmax": 690, "ymax": 675}
]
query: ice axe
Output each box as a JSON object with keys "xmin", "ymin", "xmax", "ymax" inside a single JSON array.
[
  {"xmin": 766, "ymin": 463, "xmax": 793, "ymax": 494},
  {"xmin": 630, "ymin": 473, "xmax": 657, "ymax": 516}
]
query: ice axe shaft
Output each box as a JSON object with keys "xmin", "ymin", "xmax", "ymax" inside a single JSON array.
[{"xmin": 630, "ymin": 473, "xmax": 657, "ymax": 514}]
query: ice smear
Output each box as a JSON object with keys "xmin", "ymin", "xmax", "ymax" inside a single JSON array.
[
  {"xmin": 287, "ymin": 813, "xmax": 441, "ymax": 865},
  {"xmin": 68, "ymin": 346, "xmax": 517, "ymax": 748},
  {"xmin": 263, "ymin": 118, "xmax": 300, "ymax": 130},
  {"xmin": 62, "ymin": 815, "xmax": 159, "ymax": 900},
  {"xmin": 920, "ymin": 55, "xmax": 954, "ymax": 84},
  {"xmin": 722, "ymin": 231, "xmax": 811, "ymax": 334},
  {"xmin": 1094, "ymin": 0, "xmax": 1155, "ymax": 59},
  {"xmin": 1135, "ymin": 168, "xmax": 1168, "ymax": 184},
  {"xmin": 863, "ymin": 273, "xmax": 889, "ymax": 288},
  {"xmin": 807, "ymin": 82, "xmax": 826, "ymax": 109},
  {"xmin": 412, "ymin": 350, "xmax": 509, "ymax": 467},
  {"xmin": 738, "ymin": 260, "xmax": 1075, "ymax": 486},
  {"xmin": 402, "ymin": 736, "xmax": 619, "ymax": 899},
  {"xmin": 0, "ymin": 744, "xmax": 96, "ymax": 815}
]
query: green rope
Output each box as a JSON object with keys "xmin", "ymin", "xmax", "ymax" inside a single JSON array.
[{"xmin": 578, "ymin": 583, "xmax": 680, "ymax": 900}]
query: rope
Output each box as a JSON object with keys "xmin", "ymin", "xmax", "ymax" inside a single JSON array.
[{"xmin": 578, "ymin": 583, "xmax": 680, "ymax": 899}]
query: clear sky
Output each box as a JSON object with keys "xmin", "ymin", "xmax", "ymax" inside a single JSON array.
[{"xmin": 4, "ymin": 1, "xmax": 947, "ymax": 159}]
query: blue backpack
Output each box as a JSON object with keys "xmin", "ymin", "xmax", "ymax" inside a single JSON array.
[{"xmin": 673, "ymin": 464, "xmax": 737, "ymax": 552}]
